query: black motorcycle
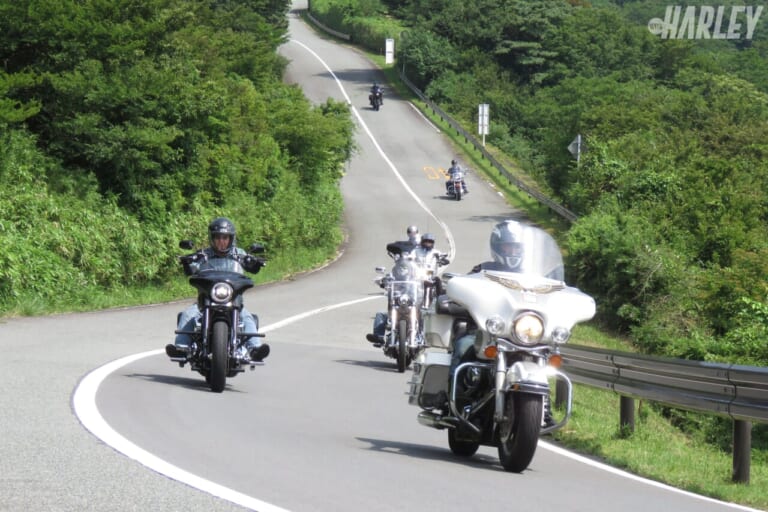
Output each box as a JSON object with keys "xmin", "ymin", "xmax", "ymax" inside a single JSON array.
[
  {"xmin": 169, "ymin": 240, "xmax": 266, "ymax": 392},
  {"xmin": 369, "ymin": 89, "xmax": 383, "ymax": 111}
]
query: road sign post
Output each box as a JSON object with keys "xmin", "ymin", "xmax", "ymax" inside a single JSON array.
[
  {"xmin": 478, "ymin": 103, "xmax": 489, "ymax": 146},
  {"xmin": 568, "ymin": 134, "xmax": 582, "ymax": 164}
]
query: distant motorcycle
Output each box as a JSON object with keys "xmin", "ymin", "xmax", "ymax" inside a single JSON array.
[
  {"xmin": 407, "ymin": 224, "xmax": 595, "ymax": 471},
  {"xmin": 169, "ymin": 240, "xmax": 266, "ymax": 392},
  {"xmin": 374, "ymin": 249, "xmax": 448, "ymax": 372},
  {"xmin": 369, "ymin": 88, "xmax": 383, "ymax": 111},
  {"xmin": 446, "ymin": 169, "xmax": 467, "ymax": 200}
]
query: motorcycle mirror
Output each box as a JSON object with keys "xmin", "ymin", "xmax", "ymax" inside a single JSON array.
[
  {"xmin": 249, "ymin": 243, "xmax": 266, "ymax": 254},
  {"xmin": 179, "ymin": 240, "xmax": 195, "ymax": 250},
  {"xmin": 375, "ymin": 266, "xmax": 386, "ymax": 274}
]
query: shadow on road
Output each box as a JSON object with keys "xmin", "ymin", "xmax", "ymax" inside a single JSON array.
[
  {"xmin": 334, "ymin": 358, "xmax": 403, "ymax": 373},
  {"xmin": 122, "ymin": 372, "xmax": 246, "ymax": 394},
  {"xmin": 355, "ymin": 436, "xmax": 512, "ymax": 473}
]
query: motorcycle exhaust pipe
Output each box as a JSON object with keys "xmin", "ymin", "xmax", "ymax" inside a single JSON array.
[{"xmin": 417, "ymin": 411, "xmax": 458, "ymax": 430}]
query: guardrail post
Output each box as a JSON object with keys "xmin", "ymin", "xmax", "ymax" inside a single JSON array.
[
  {"xmin": 619, "ymin": 396, "xmax": 635, "ymax": 437},
  {"xmin": 732, "ymin": 419, "xmax": 751, "ymax": 483}
]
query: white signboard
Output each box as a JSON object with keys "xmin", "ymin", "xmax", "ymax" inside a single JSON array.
[{"xmin": 385, "ymin": 38, "xmax": 395, "ymax": 64}]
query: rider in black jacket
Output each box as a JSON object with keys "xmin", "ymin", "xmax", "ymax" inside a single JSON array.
[{"xmin": 370, "ymin": 82, "xmax": 383, "ymax": 105}]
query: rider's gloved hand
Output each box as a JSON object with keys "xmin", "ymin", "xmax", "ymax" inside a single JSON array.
[
  {"xmin": 180, "ymin": 253, "xmax": 202, "ymax": 275},
  {"xmin": 243, "ymin": 255, "xmax": 266, "ymax": 273}
]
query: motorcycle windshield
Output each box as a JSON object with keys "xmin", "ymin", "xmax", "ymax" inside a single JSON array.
[
  {"xmin": 392, "ymin": 255, "xmax": 429, "ymax": 281},
  {"xmin": 498, "ymin": 224, "xmax": 564, "ymax": 282},
  {"xmin": 197, "ymin": 257, "xmax": 245, "ymax": 275}
]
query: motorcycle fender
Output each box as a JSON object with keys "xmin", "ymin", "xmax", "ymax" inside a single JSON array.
[
  {"xmin": 423, "ymin": 312, "xmax": 453, "ymax": 349},
  {"xmin": 504, "ymin": 361, "xmax": 549, "ymax": 394}
]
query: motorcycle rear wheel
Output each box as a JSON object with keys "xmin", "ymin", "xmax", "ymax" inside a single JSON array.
[
  {"xmin": 497, "ymin": 392, "xmax": 542, "ymax": 472},
  {"xmin": 396, "ymin": 319, "xmax": 408, "ymax": 373},
  {"xmin": 209, "ymin": 320, "xmax": 229, "ymax": 393}
]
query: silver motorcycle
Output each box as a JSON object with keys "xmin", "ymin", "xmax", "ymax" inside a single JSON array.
[
  {"xmin": 407, "ymin": 224, "xmax": 595, "ymax": 471},
  {"xmin": 375, "ymin": 250, "xmax": 447, "ymax": 372}
]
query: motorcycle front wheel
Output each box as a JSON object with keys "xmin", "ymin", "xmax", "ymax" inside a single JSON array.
[
  {"xmin": 396, "ymin": 319, "xmax": 408, "ymax": 373},
  {"xmin": 209, "ymin": 320, "xmax": 229, "ymax": 392},
  {"xmin": 497, "ymin": 392, "xmax": 542, "ymax": 472}
]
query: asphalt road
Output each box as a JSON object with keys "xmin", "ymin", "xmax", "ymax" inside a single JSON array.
[{"xmin": 0, "ymin": 2, "xmax": 761, "ymax": 512}]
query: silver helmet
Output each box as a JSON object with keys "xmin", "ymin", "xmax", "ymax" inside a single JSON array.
[
  {"xmin": 490, "ymin": 220, "xmax": 523, "ymax": 270},
  {"xmin": 406, "ymin": 225, "xmax": 420, "ymax": 243}
]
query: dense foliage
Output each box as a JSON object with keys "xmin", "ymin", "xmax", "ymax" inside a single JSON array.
[
  {"xmin": 0, "ymin": 0, "xmax": 355, "ymax": 314},
  {"xmin": 341, "ymin": 0, "xmax": 768, "ymax": 367},
  {"xmin": 309, "ymin": 0, "xmax": 407, "ymax": 54}
]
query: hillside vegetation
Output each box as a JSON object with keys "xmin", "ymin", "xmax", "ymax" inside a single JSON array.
[{"xmin": 0, "ymin": 0, "xmax": 353, "ymax": 315}]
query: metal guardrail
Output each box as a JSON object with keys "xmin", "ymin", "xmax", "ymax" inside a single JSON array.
[
  {"xmin": 559, "ymin": 344, "xmax": 768, "ymax": 482},
  {"xmin": 560, "ymin": 345, "xmax": 768, "ymax": 422},
  {"xmin": 305, "ymin": 10, "xmax": 351, "ymax": 41}
]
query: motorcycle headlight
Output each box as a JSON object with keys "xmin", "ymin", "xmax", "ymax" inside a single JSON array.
[
  {"xmin": 397, "ymin": 293, "xmax": 413, "ymax": 307},
  {"xmin": 513, "ymin": 313, "xmax": 544, "ymax": 345},
  {"xmin": 211, "ymin": 282, "xmax": 233, "ymax": 303},
  {"xmin": 552, "ymin": 327, "xmax": 571, "ymax": 344},
  {"xmin": 485, "ymin": 315, "xmax": 506, "ymax": 336}
]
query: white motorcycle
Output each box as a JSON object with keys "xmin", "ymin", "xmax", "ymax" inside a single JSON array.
[
  {"xmin": 446, "ymin": 169, "xmax": 466, "ymax": 200},
  {"xmin": 407, "ymin": 224, "xmax": 595, "ymax": 472},
  {"xmin": 374, "ymin": 248, "xmax": 448, "ymax": 372}
]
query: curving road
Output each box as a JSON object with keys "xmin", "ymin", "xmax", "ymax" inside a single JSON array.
[{"xmin": 0, "ymin": 2, "xmax": 760, "ymax": 511}]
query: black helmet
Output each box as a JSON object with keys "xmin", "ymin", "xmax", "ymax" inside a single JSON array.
[
  {"xmin": 490, "ymin": 221, "xmax": 523, "ymax": 270},
  {"xmin": 451, "ymin": 159, "xmax": 457, "ymax": 166},
  {"xmin": 208, "ymin": 217, "xmax": 236, "ymax": 253}
]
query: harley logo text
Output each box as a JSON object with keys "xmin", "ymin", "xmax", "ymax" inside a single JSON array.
[{"xmin": 648, "ymin": 5, "xmax": 763, "ymax": 39}]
